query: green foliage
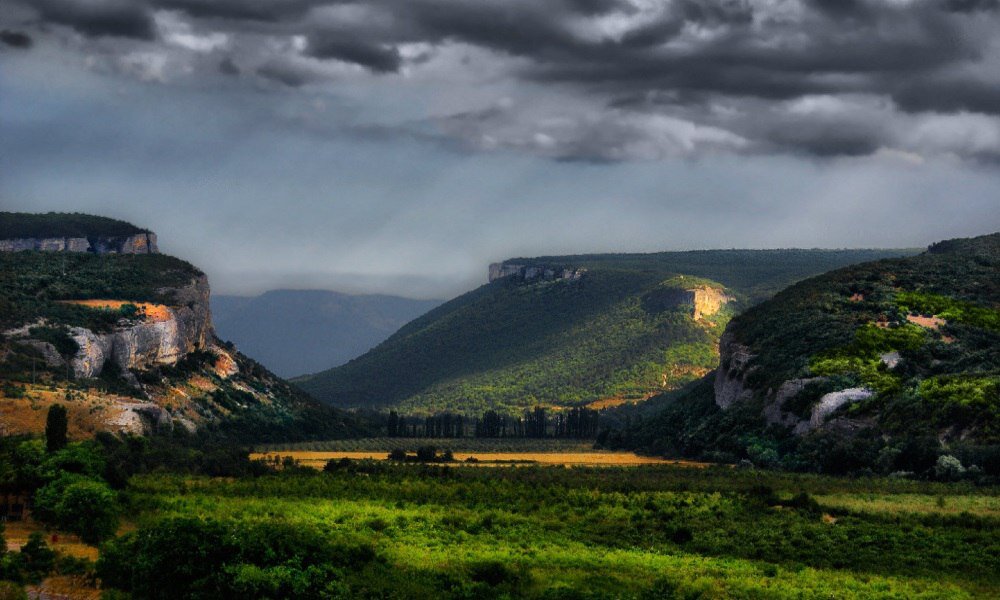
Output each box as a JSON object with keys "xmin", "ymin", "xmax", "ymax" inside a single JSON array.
[
  {"xmin": 45, "ymin": 404, "xmax": 69, "ymax": 453},
  {"xmin": 97, "ymin": 517, "xmax": 377, "ymax": 599},
  {"xmin": 0, "ymin": 212, "xmax": 147, "ymax": 239},
  {"xmin": 55, "ymin": 479, "xmax": 120, "ymax": 544},
  {"xmin": 0, "ymin": 250, "xmax": 201, "ymax": 331},
  {"xmin": 300, "ymin": 248, "xmax": 908, "ymax": 415},
  {"xmin": 109, "ymin": 467, "xmax": 1000, "ymax": 598},
  {"xmin": 628, "ymin": 232, "xmax": 1000, "ymax": 473}
]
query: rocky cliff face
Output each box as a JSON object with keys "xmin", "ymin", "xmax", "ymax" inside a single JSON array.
[
  {"xmin": 488, "ymin": 262, "xmax": 587, "ymax": 283},
  {"xmin": 0, "ymin": 232, "xmax": 158, "ymax": 254},
  {"xmin": 68, "ymin": 275, "xmax": 212, "ymax": 377},
  {"xmin": 713, "ymin": 327, "xmax": 873, "ymax": 435}
]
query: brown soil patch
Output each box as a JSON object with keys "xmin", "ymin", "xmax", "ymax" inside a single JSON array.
[
  {"xmin": 849, "ymin": 293, "xmax": 864, "ymax": 302},
  {"xmin": 906, "ymin": 314, "xmax": 946, "ymax": 330},
  {"xmin": 27, "ymin": 575, "xmax": 102, "ymax": 600},
  {"xmin": 57, "ymin": 299, "xmax": 173, "ymax": 322},
  {"xmin": 5, "ymin": 521, "xmax": 98, "ymax": 561}
]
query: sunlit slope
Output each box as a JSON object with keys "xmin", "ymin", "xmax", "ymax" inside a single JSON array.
[
  {"xmin": 621, "ymin": 232, "xmax": 1000, "ymax": 474},
  {"xmin": 296, "ymin": 248, "xmax": 913, "ymax": 415}
]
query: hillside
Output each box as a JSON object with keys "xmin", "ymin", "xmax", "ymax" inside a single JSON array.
[
  {"xmin": 296, "ymin": 248, "xmax": 914, "ymax": 415},
  {"xmin": 0, "ymin": 214, "xmax": 365, "ymax": 442},
  {"xmin": 614, "ymin": 232, "xmax": 1000, "ymax": 476},
  {"xmin": 212, "ymin": 290, "xmax": 440, "ymax": 377}
]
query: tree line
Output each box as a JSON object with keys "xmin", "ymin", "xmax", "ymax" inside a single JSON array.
[{"xmin": 385, "ymin": 406, "xmax": 600, "ymax": 439}]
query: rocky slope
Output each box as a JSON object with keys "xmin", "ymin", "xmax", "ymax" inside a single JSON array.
[
  {"xmin": 0, "ymin": 213, "xmax": 363, "ymax": 442},
  {"xmin": 616, "ymin": 232, "xmax": 999, "ymax": 476},
  {"xmin": 296, "ymin": 247, "xmax": 911, "ymax": 415}
]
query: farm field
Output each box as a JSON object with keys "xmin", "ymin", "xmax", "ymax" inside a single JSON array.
[
  {"xmin": 257, "ymin": 437, "xmax": 600, "ymax": 453},
  {"xmin": 253, "ymin": 450, "xmax": 696, "ymax": 468},
  {"xmin": 106, "ymin": 464, "xmax": 1000, "ymax": 599}
]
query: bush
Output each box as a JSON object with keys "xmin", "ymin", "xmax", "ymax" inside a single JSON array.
[{"xmin": 0, "ymin": 582, "xmax": 26, "ymax": 600}]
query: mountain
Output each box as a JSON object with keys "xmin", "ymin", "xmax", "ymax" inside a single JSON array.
[
  {"xmin": 212, "ymin": 290, "xmax": 440, "ymax": 378},
  {"xmin": 295, "ymin": 247, "xmax": 915, "ymax": 415},
  {"xmin": 0, "ymin": 212, "xmax": 365, "ymax": 442},
  {"xmin": 614, "ymin": 232, "xmax": 999, "ymax": 476}
]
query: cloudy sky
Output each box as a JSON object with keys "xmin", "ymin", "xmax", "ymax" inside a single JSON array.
[{"xmin": 2, "ymin": 0, "xmax": 999, "ymax": 299}]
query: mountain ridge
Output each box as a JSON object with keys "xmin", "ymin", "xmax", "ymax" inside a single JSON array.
[{"xmin": 296, "ymin": 247, "xmax": 916, "ymax": 415}]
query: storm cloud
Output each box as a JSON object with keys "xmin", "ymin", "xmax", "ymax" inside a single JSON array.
[
  {"xmin": 1, "ymin": 1, "xmax": 999, "ymax": 298},
  {"xmin": 2, "ymin": 0, "xmax": 999, "ymax": 162}
]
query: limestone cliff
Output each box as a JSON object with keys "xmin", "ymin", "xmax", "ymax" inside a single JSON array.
[
  {"xmin": 0, "ymin": 232, "xmax": 158, "ymax": 254},
  {"xmin": 488, "ymin": 262, "xmax": 587, "ymax": 283},
  {"xmin": 713, "ymin": 326, "xmax": 874, "ymax": 435},
  {"xmin": 67, "ymin": 275, "xmax": 212, "ymax": 377}
]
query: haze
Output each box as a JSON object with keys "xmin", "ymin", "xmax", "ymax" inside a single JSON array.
[{"xmin": 2, "ymin": 0, "xmax": 999, "ymax": 299}]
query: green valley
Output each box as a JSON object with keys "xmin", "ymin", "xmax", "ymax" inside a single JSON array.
[{"xmin": 296, "ymin": 249, "xmax": 912, "ymax": 415}]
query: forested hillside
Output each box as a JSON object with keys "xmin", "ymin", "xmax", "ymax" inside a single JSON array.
[
  {"xmin": 296, "ymin": 248, "xmax": 914, "ymax": 415},
  {"xmin": 613, "ymin": 233, "xmax": 1000, "ymax": 476}
]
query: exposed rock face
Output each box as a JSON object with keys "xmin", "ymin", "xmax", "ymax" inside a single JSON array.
[
  {"xmin": 488, "ymin": 262, "xmax": 586, "ymax": 283},
  {"xmin": 691, "ymin": 287, "xmax": 731, "ymax": 320},
  {"xmin": 645, "ymin": 286, "xmax": 732, "ymax": 320},
  {"xmin": 0, "ymin": 233, "xmax": 158, "ymax": 254},
  {"xmin": 68, "ymin": 275, "xmax": 212, "ymax": 378},
  {"xmin": 713, "ymin": 331, "xmax": 755, "ymax": 409},
  {"xmin": 715, "ymin": 324, "xmax": 875, "ymax": 436},
  {"xmin": 797, "ymin": 388, "xmax": 873, "ymax": 434},
  {"xmin": 763, "ymin": 377, "xmax": 826, "ymax": 427}
]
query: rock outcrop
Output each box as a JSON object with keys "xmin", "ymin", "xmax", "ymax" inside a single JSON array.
[
  {"xmin": 713, "ymin": 331, "xmax": 755, "ymax": 409},
  {"xmin": 715, "ymin": 325, "xmax": 875, "ymax": 436},
  {"xmin": 0, "ymin": 232, "xmax": 158, "ymax": 254},
  {"xmin": 488, "ymin": 262, "xmax": 587, "ymax": 283},
  {"xmin": 67, "ymin": 275, "xmax": 212, "ymax": 378}
]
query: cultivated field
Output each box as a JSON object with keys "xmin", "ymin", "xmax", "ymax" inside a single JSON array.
[{"xmin": 253, "ymin": 450, "xmax": 698, "ymax": 468}]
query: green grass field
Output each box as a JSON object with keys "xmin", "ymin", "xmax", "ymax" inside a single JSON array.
[{"xmin": 111, "ymin": 464, "xmax": 1000, "ymax": 599}]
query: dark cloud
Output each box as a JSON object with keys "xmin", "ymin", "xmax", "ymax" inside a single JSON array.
[
  {"xmin": 218, "ymin": 56, "xmax": 239, "ymax": 75},
  {"xmin": 6, "ymin": 0, "xmax": 1000, "ymax": 161},
  {"xmin": 154, "ymin": 0, "xmax": 319, "ymax": 22},
  {"xmin": 32, "ymin": 0, "xmax": 155, "ymax": 40},
  {"xmin": 0, "ymin": 30, "xmax": 33, "ymax": 48},
  {"xmin": 307, "ymin": 36, "xmax": 401, "ymax": 73}
]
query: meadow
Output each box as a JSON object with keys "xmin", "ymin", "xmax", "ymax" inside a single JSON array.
[{"xmin": 102, "ymin": 463, "xmax": 1000, "ymax": 599}]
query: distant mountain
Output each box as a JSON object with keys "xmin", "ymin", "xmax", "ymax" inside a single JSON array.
[
  {"xmin": 295, "ymin": 248, "xmax": 916, "ymax": 415},
  {"xmin": 615, "ymin": 232, "xmax": 999, "ymax": 476},
  {"xmin": 212, "ymin": 290, "xmax": 440, "ymax": 378}
]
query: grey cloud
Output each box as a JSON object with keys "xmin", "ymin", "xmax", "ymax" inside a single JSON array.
[
  {"xmin": 1, "ymin": 30, "xmax": 32, "ymax": 48},
  {"xmin": 307, "ymin": 36, "xmax": 401, "ymax": 73},
  {"xmin": 6, "ymin": 0, "xmax": 1000, "ymax": 162},
  {"xmin": 32, "ymin": 0, "xmax": 156, "ymax": 39}
]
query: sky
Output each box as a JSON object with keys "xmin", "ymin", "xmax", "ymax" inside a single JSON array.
[{"xmin": 1, "ymin": 0, "xmax": 999, "ymax": 299}]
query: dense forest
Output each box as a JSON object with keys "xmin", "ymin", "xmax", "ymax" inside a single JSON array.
[
  {"xmin": 610, "ymin": 233, "xmax": 1000, "ymax": 477},
  {"xmin": 0, "ymin": 212, "xmax": 148, "ymax": 239},
  {"xmin": 297, "ymin": 248, "xmax": 912, "ymax": 415}
]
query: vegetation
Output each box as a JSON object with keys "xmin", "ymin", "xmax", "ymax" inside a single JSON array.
[
  {"xmin": 614, "ymin": 233, "xmax": 1000, "ymax": 476},
  {"xmin": 0, "ymin": 212, "xmax": 148, "ymax": 239},
  {"xmin": 298, "ymin": 248, "xmax": 910, "ymax": 415},
  {"xmin": 44, "ymin": 405, "xmax": 67, "ymax": 453},
  {"xmin": 0, "ymin": 250, "xmax": 201, "ymax": 330},
  {"xmin": 96, "ymin": 464, "xmax": 1000, "ymax": 599}
]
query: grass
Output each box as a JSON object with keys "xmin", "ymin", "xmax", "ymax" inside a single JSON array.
[{"xmin": 112, "ymin": 465, "xmax": 1000, "ymax": 598}]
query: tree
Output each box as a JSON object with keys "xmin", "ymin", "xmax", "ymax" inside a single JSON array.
[
  {"xmin": 55, "ymin": 479, "xmax": 120, "ymax": 544},
  {"xmin": 45, "ymin": 405, "xmax": 68, "ymax": 453}
]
